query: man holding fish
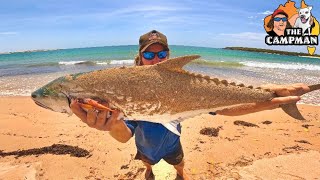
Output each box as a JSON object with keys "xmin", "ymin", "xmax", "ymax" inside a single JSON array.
[{"xmin": 69, "ymin": 30, "xmax": 310, "ymax": 180}]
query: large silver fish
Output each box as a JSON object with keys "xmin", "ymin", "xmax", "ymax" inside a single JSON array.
[{"xmin": 31, "ymin": 55, "xmax": 320, "ymax": 127}]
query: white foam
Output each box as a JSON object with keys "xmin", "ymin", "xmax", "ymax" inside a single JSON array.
[
  {"xmin": 241, "ymin": 61, "xmax": 320, "ymax": 71},
  {"xmin": 0, "ymin": 90, "xmax": 32, "ymax": 96},
  {"xmin": 108, "ymin": 59, "xmax": 134, "ymax": 65},
  {"xmin": 58, "ymin": 61, "xmax": 87, "ymax": 65},
  {"xmin": 95, "ymin": 60, "xmax": 134, "ymax": 65},
  {"xmin": 298, "ymin": 102, "xmax": 320, "ymax": 106},
  {"xmin": 299, "ymin": 56, "xmax": 320, "ymax": 59}
]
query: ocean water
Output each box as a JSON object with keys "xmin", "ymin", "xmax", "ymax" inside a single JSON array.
[{"xmin": 0, "ymin": 45, "xmax": 319, "ymax": 105}]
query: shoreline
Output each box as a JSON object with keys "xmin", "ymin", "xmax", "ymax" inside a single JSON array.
[
  {"xmin": 225, "ymin": 46, "xmax": 320, "ymax": 57},
  {"xmin": 299, "ymin": 55, "xmax": 320, "ymax": 59},
  {"xmin": 1, "ymin": 46, "xmax": 319, "ymax": 103},
  {"xmin": 0, "ymin": 48, "xmax": 61, "ymax": 55}
]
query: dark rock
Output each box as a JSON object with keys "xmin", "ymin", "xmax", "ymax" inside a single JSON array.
[
  {"xmin": 234, "ymin": 120, "xmax": 259, "ymax": 128},
  {"xmin": 200, "ymin": 126, "xmax": 223, "ymax": 137}
]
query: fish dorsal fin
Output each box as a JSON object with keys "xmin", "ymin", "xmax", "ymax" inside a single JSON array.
[{"xmin": 156, "ymin": 55, "xmax": 201, "ymax": 71}]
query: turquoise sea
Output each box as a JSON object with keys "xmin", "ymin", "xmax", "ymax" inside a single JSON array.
[{"xmin": 0, "ymin": 45, "xmax": 319, "ymax": 105}]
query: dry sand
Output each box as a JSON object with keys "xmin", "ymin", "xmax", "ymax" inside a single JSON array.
[{"xmin": 0, "ymin": 96, "xmax": 319, "ymax": 179}]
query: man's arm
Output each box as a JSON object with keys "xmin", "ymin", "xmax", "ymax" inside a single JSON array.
[
  {"xmin": 70, "ymin": 100, "xmax": 132, "ymax": 143},
  {"xmin": 108, "ymin": 111, "xmax": 133, "ymax": 143},
  {"xmin": 216, "ymin": 83, "xmax": 310, "ymax": 116}
]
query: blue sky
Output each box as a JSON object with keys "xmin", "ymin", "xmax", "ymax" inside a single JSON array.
[{"xmin": 1, "ymin": 0, "xmax": 319, "ymax": 53}]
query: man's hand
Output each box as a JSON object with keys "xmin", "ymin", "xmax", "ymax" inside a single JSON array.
[
  {"xmin": 216, "ymin": 83, "xmax": 310, "ymax": 116},
  {"xmin": 70, "ymin": 99, "xmax": 121, "ymax": 131},
  {"xmin": 70, "ymin": 99, "xmax": 132, "ymax": 143},
  {"xmin": 260, "ymin": 83, "xmax": 310, "ymax": 97}
]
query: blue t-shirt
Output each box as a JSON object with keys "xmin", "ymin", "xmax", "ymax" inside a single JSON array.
[{"xmin": 125, "ymin": 120, "xmax": 181, "ymax": 164}]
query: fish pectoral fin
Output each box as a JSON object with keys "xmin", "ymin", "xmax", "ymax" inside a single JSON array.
[
  {"xmin": 156, "ymin": 55, "xmax": 200, "ymax": 71},
  {"xmin": 280, "ymin": 103, "xmax": 305, "ymax": 120}
]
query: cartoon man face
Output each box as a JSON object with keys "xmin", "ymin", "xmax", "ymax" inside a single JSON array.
[{"xmin": 274, "ymin": 14, "xmax": 288, "ymax": 32}]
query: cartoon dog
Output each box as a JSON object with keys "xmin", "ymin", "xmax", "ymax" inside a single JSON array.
[{"xmin": 294, "ymin": 6, "xmax": 313, "ymax": 35}]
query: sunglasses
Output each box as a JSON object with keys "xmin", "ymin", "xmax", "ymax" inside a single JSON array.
[
  {"xmin": 274, "ymin": 17, "xmax": 288, "ymax": 22},
  {"xmin": 142, "ymin": 51, "xmax": 168, "ymax": 60}
]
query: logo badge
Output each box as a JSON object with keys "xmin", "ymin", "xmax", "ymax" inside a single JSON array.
[
  {"xmin": 263, "ymin": 0, "xmax": 319, "ymax": 55},
  {"xmin": 148, "ymin": 32, "xmax": 161, "ymax": 41}
]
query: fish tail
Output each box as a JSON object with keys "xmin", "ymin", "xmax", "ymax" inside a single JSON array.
[{"xmin": 309, "ymin": 84, "xmax": 320, "ymax": 91}]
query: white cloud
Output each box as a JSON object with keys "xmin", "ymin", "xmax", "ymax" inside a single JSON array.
[
  {"xmin": 0, "ymin": 32, "xmax": 18, "ymax": 35},
  {"xmin": 259, "ymin": 10, "xmax": 273, "ymax": 15},
  {"xmin": 98, "ymin": 6, "xmax": 190, "ymax": 18},
  {"xmin": 248, "ymin": 16, "xmax": 257, "ymax": 19},
  {"xmin": 19, "ymin": 6, "xmax": 191, "ymax": 23},
  {"xmin": 108, "ymin": 6, "xmax": 183, "ymax": 16},
  {"xmin": 248, "ymin": 22, "xmax": 260, "ymax": 26},
  {"xmin": 219, "ymin": 32, "xmax": 266, "ymax": 41},
  {"xmin": 158, "ymin": 16, "xmax": 184, "ymax": 23}
]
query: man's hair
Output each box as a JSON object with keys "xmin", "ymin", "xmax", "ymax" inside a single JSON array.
[{"xmin": 134, "ymin": 54, "xmax": 142, "ymax": 66}]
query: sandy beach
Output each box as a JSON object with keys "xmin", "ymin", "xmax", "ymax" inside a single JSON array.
[{"xmin": 0, "ymin": 96, "xmax": 319, "ymax": 179}]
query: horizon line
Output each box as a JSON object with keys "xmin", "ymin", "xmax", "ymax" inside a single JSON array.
[{"xmin": 0, "ymin": 44, "xmax": 226, "ymax": 54}]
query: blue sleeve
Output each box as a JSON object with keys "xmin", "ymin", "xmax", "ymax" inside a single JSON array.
[{"xmin": 125, "ymin": 120, "xmax": 138, "ymax": 137}]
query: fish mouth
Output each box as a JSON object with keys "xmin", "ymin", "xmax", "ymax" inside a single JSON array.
[
  {"xmin": 34, "ymin": 100, "xmax": 54, "ymax": 111},
  {"xmin": 62, "ymin": 92, "xmax": 72, "ymax": 108}
]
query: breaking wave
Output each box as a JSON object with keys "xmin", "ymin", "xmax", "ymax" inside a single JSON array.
[
  {"xmin": 241, "ymin": 61, "xmax": 320, "ymax": 71},
  {"xmin": 26, "ymin": 62, "xmax": 58, "ymax": 67},
  {"xmin": 58, "ymin": 61, "xmax": 96, "ymax": 65},
  {"xmin": 26, "ymin": 59, "xmax": 134, "ymax": 67},
  {"xmin": 97, "ymin": 59, "xmax": 134, "ymax": 65},
  {"xmin": 190, "ymin": 59, "xmax": 244, "ymax": 67}
]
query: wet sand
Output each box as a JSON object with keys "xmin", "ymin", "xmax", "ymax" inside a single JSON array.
[{"xmin": 0, "ymin": 96, "xmax": 319, "ymax": 179}]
